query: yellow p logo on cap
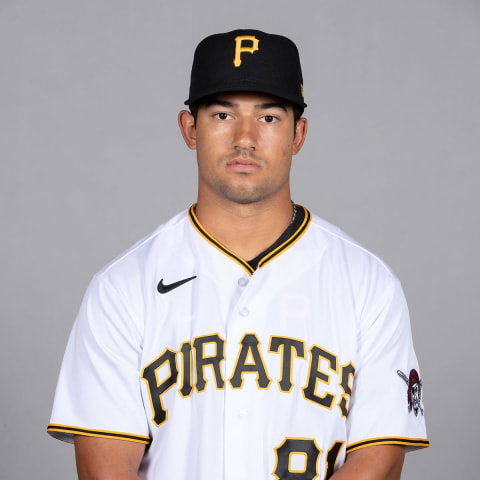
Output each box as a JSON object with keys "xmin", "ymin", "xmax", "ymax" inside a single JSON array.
[{"xmin": 234, "ymin": 35, "xmax": 259, "ymax": 67}]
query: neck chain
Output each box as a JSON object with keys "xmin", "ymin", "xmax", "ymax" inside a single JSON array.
[{"xmin": 290, "ymin": 200, "xmax": 297, "ymax": 225}]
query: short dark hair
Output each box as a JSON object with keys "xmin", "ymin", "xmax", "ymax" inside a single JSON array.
[{"xmin": 189, "ymin": 97, "xmax": 303, "ymax": 134}]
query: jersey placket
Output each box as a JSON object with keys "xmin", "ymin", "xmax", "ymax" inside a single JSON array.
[{"xmin": 223, "ymin": 268, "xmax": 265, "ymax": 480}]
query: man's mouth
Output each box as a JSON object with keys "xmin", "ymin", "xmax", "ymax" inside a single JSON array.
[{"xmin": 226, "ymin": 158, "xmax": 261, "ymax": 172}]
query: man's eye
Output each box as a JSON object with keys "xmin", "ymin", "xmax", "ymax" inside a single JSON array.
[
  {"xmin": 214, "ymin": 112, "xmax": 231, "ymax": 120},
  {"xmin": 261, "ymin": 115, "xmax": 278, "ymax": 123}
]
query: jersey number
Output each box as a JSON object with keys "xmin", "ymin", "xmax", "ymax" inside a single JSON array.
[{"xmin": 273, "ymin": 438, "xmax": 344, "ymax": 480}]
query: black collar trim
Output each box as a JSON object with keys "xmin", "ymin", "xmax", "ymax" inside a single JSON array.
[{"xmin": 188, "ymin": 204, "xmax": 311, "ymax": 276}]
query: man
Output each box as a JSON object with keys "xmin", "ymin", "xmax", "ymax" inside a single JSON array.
[{"xmin": 48, "ymin": 29, "xmax": 428, "ymax": 479}]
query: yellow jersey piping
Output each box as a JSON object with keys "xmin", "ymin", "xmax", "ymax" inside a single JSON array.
[
  {"xmin": 47, "ymin": 423, "xmax": 151, "ymax": 445},
  {"xmin": 346, "ymin": 436, "xmax": 429, "ymax": 454},
  {"xmin": 258, "ymin": 206, "xmax": 311, "ymax": 268},
  {"xmin": 188, "ymin": 204, "xmax": 311, "ymax": 275},
  {"xmin": 189, "ymin": 206, "xmax": 255, "ymax": 275}
]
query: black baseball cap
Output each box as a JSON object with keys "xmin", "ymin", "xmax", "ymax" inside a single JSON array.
[{"xmin": 185, "ymin": 29, "xmax": 307, "ymax": 114}]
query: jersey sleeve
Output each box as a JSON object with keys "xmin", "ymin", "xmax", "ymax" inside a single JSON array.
[
  {"xmin": 47, "ymin": 273, "xmax": 151, "ymax": 445},
  {"xmin": 345, "ymin": 276, "xmax": 429, "ymax": 454}
]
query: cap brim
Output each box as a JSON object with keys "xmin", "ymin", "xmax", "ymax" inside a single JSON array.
[{"xmin": 184, "ymin": 84, "xmax": 307, "ymax": 110}]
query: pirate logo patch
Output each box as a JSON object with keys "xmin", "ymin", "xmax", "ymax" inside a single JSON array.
[{"xmin": 397, "ymin": 369, "xmax": 424, "ymax": 416}]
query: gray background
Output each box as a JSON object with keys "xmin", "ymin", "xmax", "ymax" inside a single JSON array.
[{"xmin": 1, "ymin": 0, "xmax": 478, "ymax": 478}]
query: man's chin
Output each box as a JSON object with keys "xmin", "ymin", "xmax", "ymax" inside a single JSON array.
[{"xmin": 216, "ymin": 184, "xmax": 270, "ymax": 205}]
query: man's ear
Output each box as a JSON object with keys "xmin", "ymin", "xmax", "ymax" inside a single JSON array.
[
  {"xmin": 178, "ymin": 110, "xmax": 197, "ymax": 150},
  {"xmin": 292, "ymin": 117, "xmax": 308, "ymax": 155}
]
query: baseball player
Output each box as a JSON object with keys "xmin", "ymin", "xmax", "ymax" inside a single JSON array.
[{"xmin": 48, "ymin": 29, "xmax": 429, "ymax": 479}]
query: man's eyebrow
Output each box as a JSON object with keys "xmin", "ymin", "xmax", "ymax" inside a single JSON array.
[
  {"xmin": 204, "ymin": 99, "xmax": 237, "ymax": 108},
  {"xmin": 255, "ymin": 102, "xmax": 288, "ymax": 112}
]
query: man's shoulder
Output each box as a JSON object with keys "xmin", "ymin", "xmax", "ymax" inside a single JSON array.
[
  {"xmin": 96, "ymin": 208, "xmax": 190, "ymax": 280},
  {"xmin": 307, "ymin": 210, "xmax": 397, "ymax": 281}
]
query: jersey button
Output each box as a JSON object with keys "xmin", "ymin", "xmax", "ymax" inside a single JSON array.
[
  {"xmin": 239, "ymin": 307, "xmax": 250, "ymax": 317},
  {"xmin": 238, "ymin": 277, "xmax": 249, "ymax": 287},
  {"xmin": 238, "ymin": 409, "xmax": 248, "ymax": 420}
]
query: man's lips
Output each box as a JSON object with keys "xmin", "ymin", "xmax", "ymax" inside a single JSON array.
[{"xmin": 226, "ymin": 158, "xmax": 261, "ymax": 172}]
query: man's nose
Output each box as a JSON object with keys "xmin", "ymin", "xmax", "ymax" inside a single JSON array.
[{"xmin": 233, "ymin": 117, "xmax": 257, "ymax": 150}]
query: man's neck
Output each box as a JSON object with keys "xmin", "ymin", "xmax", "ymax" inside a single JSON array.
[{"xmin": 195, "ymin": 192, "xmax": 294, "ymax": 262}]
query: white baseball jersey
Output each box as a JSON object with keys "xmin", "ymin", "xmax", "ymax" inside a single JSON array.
[{"xmin": 48, "ymin": 205, "xmax": 428, "ymax": 479}]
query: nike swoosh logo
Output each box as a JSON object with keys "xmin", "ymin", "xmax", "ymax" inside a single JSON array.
[{"xmin": 157, "ymin": 276, "xmax": 196, "ymax": 294}]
